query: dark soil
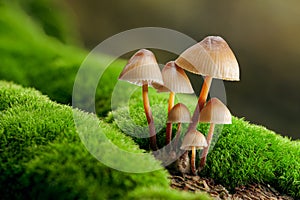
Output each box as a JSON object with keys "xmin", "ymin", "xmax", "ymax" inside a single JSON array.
[{"xmin": 170, "ymin": 174, "xmax": 294, "ymax": 200}]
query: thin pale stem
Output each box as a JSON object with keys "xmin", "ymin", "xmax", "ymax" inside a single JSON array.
[
  {"xmin": 166, "ymin": 92, "xmax": 175, "ymax": 145},
  {"xmin": 191, "ymin": 146, "xmax": 197, "ymax": 175},
  {"xmin": 199, "ymin": 123, "xmax": 215, "ymax": 170},
  {"xmin": 188, "ymin": 76, "xmax": 213, "ymax": 132},
  {"xmin": 142, "ymin": 84, "xmax": 157, "ymax": 151}
]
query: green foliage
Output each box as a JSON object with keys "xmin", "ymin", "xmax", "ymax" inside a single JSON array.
[
  {"xmin": 6, "ymin": 0, "xmax": 78, "ymax": 44},
  {"xmin": 0, "ymin": 82, "xmax": 78, "ymax": 198},
  {"xmin": 112, "ymin": 88, "xmax": 169, "ymax": 149},
  {"xmin": 113, "ymin": 93, "xmax": 300, "ymax": 198},
  {"xmin": 0, "ymin": 81, "xmax": 210, "ymax": 199},
  {"xmin": 0, "ymin": 2, "xmax": 123, "ymax": 115},
  {"xmin": 21, "ymin": 143, "xmax": 168, "ymax": 199},
  {"xmin": 203, "ymin": 118, "xmax": 300, "ymax": 198}
]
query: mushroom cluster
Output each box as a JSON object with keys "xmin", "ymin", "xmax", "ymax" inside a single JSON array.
[{"xmin": 118, "ymin": 36, "xmax": 240, "ymax": 176}]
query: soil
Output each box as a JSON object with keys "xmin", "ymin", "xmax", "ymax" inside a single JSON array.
[{"xmin": 169, "ymin": 174, "xmax": 294, "ymax": 200}]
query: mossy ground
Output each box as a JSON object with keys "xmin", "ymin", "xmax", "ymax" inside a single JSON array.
[
  {"xmin": 0, "ymin": 1, "xmax": 299, "ymax": 199},
  {"xmin": 113, "ymin": 89, "xmax": 300, "ymax": 198},
  {"xmin": 0, "ymin": 81, "xmax": 210, "ymax": 199},
  {"xmin": 0, "ymin": 1, "xmax": 123, "ymax": 115}
]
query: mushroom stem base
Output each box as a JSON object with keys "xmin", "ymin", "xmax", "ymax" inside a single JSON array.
[
  {"xmin": 166, "ymin": 92, "xmax": 175, "ymax": 145},
  {"xmin": 142, "ymin": 84, "xmax": 157, "ymax": 151},
  {"xmin": 199, "ymin": 123, "xmax": 215, "ymax": 170},
  {"xmin": 191, "ymin": 146, "xmax": 197, "ymax": 175}
]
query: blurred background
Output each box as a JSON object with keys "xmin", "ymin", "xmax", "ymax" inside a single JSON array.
[
  {"xmin": 3, "ymin": 0, "xmax": 299, "ymax": 139},
  {"xmin": 63, "ymin": 0, "xmax": 299, "ymax": 139}
]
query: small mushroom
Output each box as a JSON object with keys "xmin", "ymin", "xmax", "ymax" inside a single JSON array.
[
  {"xmin": 198, "ymin": 98, "xmax": 231, "ymax": 170},
  {"xmin": 180, "ymin": 130, "xmax": 207, "ymax": 175},
  {"xmin": 153, "ymin": 61, "xmax": 194, "ymax": 145},
  {"xmin": 119, "ymin": 49, "xmax": 163, "ymax": 151},
  {"xmin": 167, "ymin": 103, "xmax": 192, "ymax": 150},
  {"xmin": 175, "ymin": 36, "xmax": 239, "ymax": 132}
]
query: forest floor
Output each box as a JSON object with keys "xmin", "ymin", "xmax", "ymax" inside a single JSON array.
[{"xmin": 170, "ymin": 174, "xmax": 294, "ymax": 200}]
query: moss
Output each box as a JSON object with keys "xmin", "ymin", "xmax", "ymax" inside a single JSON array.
[
  {"xmin": 5, "ymin": 0, "xmax": 78, "ymax": 44},
  {"xmin": 0, "ymin": 2, "xmax": 123, "ymax": 115},
  {"xmin": 21, "ymin": 143, "xmax": 167, "ymax": 199},
  {"xmin": 203, "ymin": 118, "xmax": 300, "ymax": 197},
  {"xmin": 1, "ymin": 1, "xmax": 299, "ymax": 199},
  {"xmin": 0, "ymin": 81, "xmax": 210, "ymax": 199},
  {"xmin": 113, "ymin": 92, "xmax": 300, "ymax": 198},
  {"xmin": 127, "ymin": 187, "xmax": 212, "ymax": 200}
]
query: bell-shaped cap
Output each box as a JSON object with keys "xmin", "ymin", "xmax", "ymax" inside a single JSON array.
[
  {"xmin": 199, "ymin": 98, "xmax": 232, "ymax": 124},
  {"xmin": 119, "ymin": 49, "xmax": 163, "ymax": 86},
  {"xmin": 167, "ymin": 103, "xmax": 192, "ymax": 123},
  {"xmin": 180, "ymin": 130, "xmax": 208, "ymax": 150},
  {"xmin": 175, "ymin": 36, "xmax": 239, "ymax": 81},
  {"xmin": 153, "ymin": 61, "xmax": 194, "ymax": 93}
]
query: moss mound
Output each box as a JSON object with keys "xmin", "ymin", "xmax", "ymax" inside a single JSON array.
[
  {"xmin": 0, "ymin": 1, "xmax": 299, "ymax": 199},
  {"xmin": 113, "ymin": 92, "xmax": 300, "ymax": 198},
  {"xmin": 0, "ymin": 81, "xmax": 210, "ymax": 199},
  {"xmin": 0, "ymin": 2, "xmax": 123, "ymax": 115}
]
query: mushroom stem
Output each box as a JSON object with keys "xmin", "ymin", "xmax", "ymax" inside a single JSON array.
[
  {"xmin": 142, "ymin": 84, "xmax": 157, "ymax": 151},
  {"xmin": 165, "ymin": 92, "xmax": 175, "ymax": 145},
  {"xmin": 199, "ymin": 123, "xmax": 215, "ymax": 169},
  {"xmin": 191, "ymin": 146, "xmax": 197, "ymax": 175},
  {"xmin": 188, "ymin": 76, "xmax": 213, "ymax": 132},
  {"xmin": 168, "ymin": 92, "xmax": 176, "ymax": 112},
  {"xmin": 174, "ymin": 123, "xmax": 182, "ymax": 150}
]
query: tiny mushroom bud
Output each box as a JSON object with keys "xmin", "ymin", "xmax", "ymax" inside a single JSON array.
[
  {"xmin": 153, "ymin": 61, "xmax": 194, "ymax": 145},
  {"xmin": 167, "ymin": 103, "xmax": 192, "ymax": 150},
  {"xmin": 175, "ymin": 36, "xmax": 239, "ymax": 132},
  {"xmin": 180, "ymin": 130, "xmax": 207, "ymax": 175},
  {"xmin": 119, "ymin": 49, "xmax": 163, "ymax": 151},
  {"xmin": 198, "ymin": 98, "xmax": 232, "ymax": 170}
]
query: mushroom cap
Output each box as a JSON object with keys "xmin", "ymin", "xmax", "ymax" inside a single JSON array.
[
  {"xmin": 180, "ymin": 130, "xmax": 208, "ymax": 150},
  {"xmin": 119, "ymin": 49, "xmax": 163, "ymax": 86},
  {"xmin": 167, "ymin": 103, "xmax": 192, "ymax": 123},
  {"xmin": 199, "ymin": 97, "xmax": 232, "ymax": 124},
  {"xmin": 175, "ymin": 36, "xmax": 240, "ymax": 81},
  {"xmin": 153, "ymin": 61, "xmax": 194, "ymax": 93}
]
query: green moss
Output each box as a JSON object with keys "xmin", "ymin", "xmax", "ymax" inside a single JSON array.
[
  {"xmin": 1, "ymin": 1, "xmax": 299, "ymax": 199},
  {"xmin": 0, "ymin": 2, "xmax": 123, "ymax": 115},
  {"xmin": 127, "ymin": 187, "xmax": 211, "ymax": 200},
  {"xmin": 203, "ymin": 118, "xmax": 300, "ymax": 197},
  {"xmin": 0, "ymin": 81, "xmax": 210, "ymax": 199},
  {"xmin": 113, "ymin": 92, "xmax": 300, "ymax": 198},
  {"xmin": 5, "ymin": 0, "xmax": 78, "ymax": 44},
  {"xmin": 21, "ymin": 143, "xmax": 167, "ymax": 199}
]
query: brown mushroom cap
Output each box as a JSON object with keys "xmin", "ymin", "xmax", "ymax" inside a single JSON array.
[
  {"xmin": 167, "ymin": 103, "xmax": 192, "ymax": 123},
  {"xmin": 119, "ymin": 49, "xmax": 163, "ymax": 86},
  {"xmin": 199, "ymin": 97, "xmax": 232, "ymax": 124},
  {"xmin": 153, "ymin": 61, "xmax": 194, "ymax": 93},
  {"xmin": 180, "ymin": 130, "xmax": 208, "ymax": 150},
  {"xmin": 175, "ymin": 36, "xmax": 239, "ymax": 81}
]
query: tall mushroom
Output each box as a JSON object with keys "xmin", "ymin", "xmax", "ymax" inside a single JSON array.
[
  {"xmin": 198, "ymin": 98, "xmax": 231, "ymax": 169},
  {"xmin": 167, "ymin": 103, "xmax": 192, "ymax": 150},
  {"xmin": 175, "ymin": 36, "xmax": 239, "ymax": 132},
  {"xmin": 153, "ymin": 61, "xmax": 194, "ymax": 145},
  {"xmin": 119, "ymin": 49, "xmax": 163, "ymax": 151},
  {"xmin": 180, "ymin": 130, "xmax": 207, "ymax": 175}
]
